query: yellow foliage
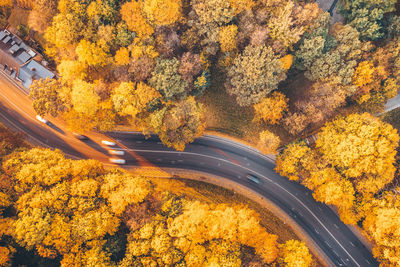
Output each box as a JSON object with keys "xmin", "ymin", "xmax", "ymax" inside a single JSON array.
[
  {"xmin": 130, "ymin": 43, "xmax": 159, "ymax": 59},
  {"xmin": 0, "ymin": 246, "xmax": 10, "ymax": 266},
  {"xmin": 316, "ymin": 113, "xmax": 399, "ymax": 194},
  {"xmin": 71, "ymin": 80, "xmax": 100, "ymax": 116},
  {"xmin": 112, "ymin": 81, "xmax": 160, "ymax": 118},
  {"xmin": 229, "ymin": 0, "xmax": 255, "ymax": 15},
  {"xmin": 353, "ymin": 61, "xmax": 375, "ymax": 87},
  {"xmin": 168, "ymin": 201, "xmax": 279, "ymax": 263},
  {"xmin": 120, "ymin": 1, "xmax": 154, "ymax": 38},
  {"xmin": 253, "ymin": 91, "xmax": 289, "ymax": 125},
  {"xmin": 0, "ymin": 0, "xmax": 12, "ymax": 7},
  {"xmin": 258, "ymin": 130, "xmax": 280, "ymax": 154},
  {"xmin": 218, "ymin": 25, "xmax": 238, "ymax": 53},
  {"xmin": 143, "ymin": 0, "xmax": 182, "ymax": 25},
  {"xmin": 57, "ymin": 60, "xmax": 87, "ymax": 82},
  {"xmin": 279, "ymin": 54, "xmax": 293, "ymax": 70},
  {"xmin": 275, "ymin": 142, "xmax": 314, "ymax": 181},
  {"xmin": 278, "ymin": 240, "xmax": 312, "ymax": 267},
  {"xmin": 115, "ymin": 47, "xmax": 130, "ymax": 66},
  {"xmin": 76, "ymin": 40, "xmax": 109, "ymax": 67},
  {"xmin": 100, "ymin": 172, "xmax": 152, "ymax": 215}
]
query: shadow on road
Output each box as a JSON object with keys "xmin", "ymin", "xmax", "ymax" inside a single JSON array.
[{"xmin": 46, "ymin": 121, "xmax": 65, "ymax": 135}]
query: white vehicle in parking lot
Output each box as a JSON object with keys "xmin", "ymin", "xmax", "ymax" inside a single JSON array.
[
  {"xmin": 109, "ymin": 150, "xmax": 125, "ymax": 156},
  {"xmin": 101, "ymin": 140, "xmax": 116, "ymax": 146},
  {"xmin": 36, "ymin": 115, "xmax": 48, "ymax": 124},
  {"xmin": 109, "ymin": 158, "xmax": 126, "ymax": 164}
]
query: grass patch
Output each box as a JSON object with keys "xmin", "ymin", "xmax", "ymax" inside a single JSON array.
[{"xmin": 381, "ymin": 107, "xmax": 400, "ymax": 130}]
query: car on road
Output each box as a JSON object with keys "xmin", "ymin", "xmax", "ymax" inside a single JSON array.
[
  {"xmin": 35, "ymin": 115, "xmax": 48, "ymax": 124},
  {"xmin": 102, "ymin": 140, "xmax": 116, "ymax": 146},
  {"xmin": 109, "ymin": 158, "xmax": 126, "ymax": 164},
  {"xmin": 73, "ymin": 133, "xmax": 88, "ymax": 140},
  {"xmin": 108, "ymin": 149, "xmax": 125, "ymax": 156},
  {"xmin": 246, "ymin": 173, "xmax": 261, "ymax": 184}
]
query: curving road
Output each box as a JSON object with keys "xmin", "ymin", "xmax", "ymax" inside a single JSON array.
[{"xmin": 0, "ymin": 73, "xmax": 378, "ymax": 267}]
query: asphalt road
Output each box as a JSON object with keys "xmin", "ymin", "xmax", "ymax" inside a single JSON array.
[{"xmin": 0, "ymin": 73, "xmax": 378, "ymax": 267}]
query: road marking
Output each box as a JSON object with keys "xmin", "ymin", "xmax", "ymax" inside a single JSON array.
[
  {"xmin": 136, "ymin": 141, "xmax": 142, "ymax": 143},
  {"xmin": 157, "ymin": 142, "xmax": 162, "ymax": 144},
  {"xmin": 122, "ymin": 148, "xmax": 362, "ymax": 267},
  {"xmin": 334, "ymin": 224, "xmax": 339, "ymax": 229},
  {"xmin": 366, "ymin": 260, "xmax": 370, "ymax": 264},
  {"xmin": 177, "ymin": 159, "xmax": 183, "ymax": 163},
  {"xmin": 350, "ymin": 242, "xmax": 355, "ymax": 247},
  {"xmin": 325, "ymin": 241, "xmax": 332, "ymax": 248}
]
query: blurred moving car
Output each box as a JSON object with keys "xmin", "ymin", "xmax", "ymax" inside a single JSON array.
[
  {"xmin": 35, "ymin": 115, "xmax": 48, "ymax": 124},
  {"xmin": 102, "ymin": 140, "xmax": 116, "ymax": 146},
  {"xmin": 73, "ymin": 133, "xmax": 88, "ymax": 140},
  {"xmin": 109, "ymin": 150, "xmax": 125, "ymax": 156},
  {"xmin": 246, "ymin": 174, "xmax": 261, "ymax": 184},
  {"xmin": 109, "ymin": 158, "xmax": 126, "ymax": 164}
]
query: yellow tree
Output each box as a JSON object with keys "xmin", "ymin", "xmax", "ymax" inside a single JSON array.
[
  {"xmin": 149, "ymin": 97, "xmax": 206, "ymax": 151},
  {"xmin": 76, "ymin": 40, "xmax": 110, "ymax": 67},
  {"xmin": 112, "ymin": 81, "xmax": 160, "ymax": 118},
  {"xmin": 316, "ymin": 113, "xmax": 399, "ymax": 195},
  {"xmin": 120, "ymin": 1, "xmax": 154, "ymax": 38},
  {"xmin": 143, "ymin": 0, "xmax": 182, "ymax": 26},
  {"xmin": 218, "ymin": 25, "xmax": 238, "ymax": 53},
  {"xmin": 362, "ymin": 191, "xmax": 400, "ymax": 266},
  {"xmin": 258, "ymin": 130, "xmax": 280, "ymax": 154},
  {"xmin": 278, "ymin": 240, "xmax": 312, "ymax": 267},
  {"xmin": 253, "ymin": 91, "xmax": 288, "ymax": 125},
  {"xmin": 71, "ymin": 80, "xmax": 100, "ymax": 116},
  {"xmin": 114, "ymin": 47, "xmax": 130, "ymax": 66}
]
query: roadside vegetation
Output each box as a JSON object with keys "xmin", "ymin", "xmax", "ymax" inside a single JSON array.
[
  {"xmin": 0, "ymin": 123, "xmax": 315, "ymax": 266},
  {"xmin": 1, "ymin": 0, "xmax": 400, "ymax": 266}
]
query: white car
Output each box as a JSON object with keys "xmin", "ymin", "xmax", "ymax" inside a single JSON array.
[
  {"xmin": 109, "ymin": 150, "xmax": 125, "ymax": 156},
  {"xmin": 36, "ymin": 115, "xmax": 48, "ymax": 124},
  {"xmin": 109, "ymin": 158, "xmax": 126, "ymax": 164},
  {"xmin": 101, "ymin": 140, "xmax": 116, "ymax": 146}
]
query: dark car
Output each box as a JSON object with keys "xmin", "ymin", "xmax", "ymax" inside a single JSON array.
[{"xmin": 246, "ymin": 174, "xmax": 261, "ymax": 184}]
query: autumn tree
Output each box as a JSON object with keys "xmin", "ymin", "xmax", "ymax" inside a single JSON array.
[
  {"xmin": 362, "ymin": 191, "xmax": 400, "ymax": 266},
  {"xmin": 45, "ymin": 13, "xmax": 84, "ymax": 48},
  {"xmin": 28, "ymin": 0, "xmax": 58, "ymax": 33},
  {"xmin": 148, "ymin": 97, "xmax": 205, "ymax": 151},
  {"xmin": 268, "ymin": 1, "xmax": 320, "ymax": 49},
  {"xmin": 226, "ymin": 45, "xmax": 287, "ymax": 106},
  {"xmin": 219, "ymin": 25, "xmax": 238, "ymax": 53},
  {"xmin": 192, "ymin": 0, "xmax": 234, "ymax": 26},
  {"xmin": 316, "ymin": 113, "xmax": 399, "ymax": 195},
  {"xmin": 278, "ymin": 240, "xmax": 312, "ymax": 267},
  {"xmin": 253, "ymin": 92, "xmax": 288, "ymax": 125},
  {"xmin": 112, "ymin": 81, "xmax": 160, "ymax": 119},
  {"xmin": 149, "ymin": 58, "xmax": 187, "ymax": 100},
  {"xmin": 120, "ymin": 0, "xmax": 154, "ymax": 38},
  {"xmin": 258, "ymin": 130, "xmax": 280, "ymax": 154},
  {"xmin": 304, "ymin": 24, "xmax": 372, "ymax": 86},
  {"xmin": 29, "ymin": 78, "xmax": 65, "ymax": 117},
  {"xmin": 338, "ymin": 0, "xmax": 396, "ymax": 41},
  {"xmin": 76, "ymin": 39, "xmax": 110, "ymax": 67},
  {"xmin": 71, "ymin": 79, "xmax": 100, "ymax": 116},
  {"xmin": 142, "ymin": 0, "xmax": 182, "ymax": 26}
]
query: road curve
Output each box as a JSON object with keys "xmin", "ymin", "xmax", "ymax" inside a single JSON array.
[{"xmin": 0, "ymin": 73, "xmax": 378, "ymax": 267}]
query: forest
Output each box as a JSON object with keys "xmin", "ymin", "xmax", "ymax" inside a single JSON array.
[
  {"xmin": 0, "ymin": 0, "xmax": 400, "ymax": 266},
  {"xmin": 0, "ymin": 124, "xmax": 312, "ymax": 266}
]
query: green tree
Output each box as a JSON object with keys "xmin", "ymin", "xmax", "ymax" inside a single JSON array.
[
  {"xmin": 338, "ymin": 0, "xmax": 396, "ymax": 41},
  {"xmin": 149, "ymin": 58, "xmax": 187, "ymax": 100}
]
